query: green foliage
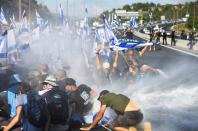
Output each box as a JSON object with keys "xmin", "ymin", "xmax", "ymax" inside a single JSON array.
[
  {"xmin": 99, "ymin": 0, "xmax": 198, "ymax": 31},
  {"xmin": 123, "ymin": 4, "xmax": 131, "ymax": 11},
  {"xmin": 0, "ymin": 0, "xmax": 52, "ymax": 23}
]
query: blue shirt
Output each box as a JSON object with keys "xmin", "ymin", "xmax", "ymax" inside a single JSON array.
[{"xmin": 7, "ymin": 85, "xmax": 19, "ymax": 117}]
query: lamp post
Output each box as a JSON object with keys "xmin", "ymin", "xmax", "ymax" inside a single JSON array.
[{"xmin": 193, "ymin": 1, "xmax": 195, "ymax": 31}]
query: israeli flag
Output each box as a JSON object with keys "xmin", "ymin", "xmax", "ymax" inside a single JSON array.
[
  {"xmin": 110, "ymin": 39, "xmax": 158, "ymax": 50},
  {"xmin": 95, "ymin": 27, "xmax": 106, "ymax": 43},
  {"xmin": 20, "ymin": 10, "xmax": 28, "ymax": 31},
  {"xmin": 17, "ymin": 29, "xmax": 30, "ymax": 51},
  {"xmin": 111, "ymin": 14, "xmax": 119, "ymax": 28},
  {"xmin": 36, "ymin": 10, "xmax": 42, "ymax": 25},
  {"xmin": 59, "ymin": 4, "xmax": 64, "ymax": 26},
  {"xmin": 130, "ymin": 17, "xmax": 137, "ymax": 28},
  {"xmin": 0, "ymin": 8, "xmax": 8, "ymax": 25},
  {"xmin": 0, "ymin": 31, "xmax": 8, "ymax": 58},
  {"xmin": 103, "ymin": 15, "xmax": 118, "ymax": 44}
]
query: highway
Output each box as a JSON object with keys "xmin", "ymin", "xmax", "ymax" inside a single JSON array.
[{"xmin": 129, "ymin": 35, "xmax": 198, "ymax": 131}]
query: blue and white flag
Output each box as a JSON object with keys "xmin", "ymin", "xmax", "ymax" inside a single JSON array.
[
  {"xmin": 95, "ymin": 27, "xmax": 108, "ymax": 43},
  {"xmin": 103, "ymin": 15, "xmax": 118, "ymax": 44},
  {"xmin": 9, "ymin": 15, "xmax": 16, "ymax": 29},
  {"xmin": 17, "ymin": 29, "xmax": 30, "ymax": 52},
  {"xmin": 110, "ymin": 39, "xmax": 158, "ymax": 50},
  {"xmin": 20, "ymin": 10, "xmax": 28, "ymax": 31},
  {"xmin": 0, "ymin": 31, "xmax": 8, "ymax": 58},
  {"xmin": 36, "ymin": 10, "xmax": 42, "ymax": 26},
  {"xmin": 111, "ymin": 14, "xmax": 119, "ymax": 28},
  {"xmin": 59, "ymin": 4, "xmax": 64, "ymax": 26},
  {"xmin": 130, "ymin": 17, "xmax": 138, "ymax": 28},
  {"xmin": 0, "ymin": 8, "xmax": 8, "ymax": 25}
]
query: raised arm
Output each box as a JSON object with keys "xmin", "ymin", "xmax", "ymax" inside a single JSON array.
[
  {"xmin": 139, "ymin": 46, "xmax": 148, "ymax": 57},
  {"xmin": 95, "ymin": 47, "xmax": 101, "ymax": 69},
  {"xmin": 113, "ymin": 48, "xmax": 119, "ymax": 68}
]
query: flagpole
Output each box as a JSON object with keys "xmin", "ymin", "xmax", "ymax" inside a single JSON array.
[
  {"xmin": 29, "ymin": 0, "xmax": 31, "ymax": 27},
  {"xmin": 193, "ymin": 1, "xmax": 195, "ymax": 31},
  {"xmin": 19, "ymin": 0, "xmax": 22, "ymax": 22},
  {"xmin": 66, "ymin": 0, "xmax": 69, "ymax": 19},
  {"xmin": 56, "ymin": 0, "xmax": 58, "ymax": 26}
]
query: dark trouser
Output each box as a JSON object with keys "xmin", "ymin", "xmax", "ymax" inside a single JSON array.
[
  {"xmin": 171, "ymin": 39, "xmax": 176, "ymax": 46},
  {"xmin": 189, "ymin": 40, "xmax": 195, "ymax": 50},
  {"xmin": 111, "ymin": 110, "xmax": 143, "ymax": 128},
  {"xmin": 163, "ymin": 38, "xmax": 167, "ymax": 45}
]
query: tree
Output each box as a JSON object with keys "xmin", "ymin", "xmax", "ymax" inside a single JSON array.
[{"xmin": 123, "ymin": 4, "xmax": 131, "ymax": 11}]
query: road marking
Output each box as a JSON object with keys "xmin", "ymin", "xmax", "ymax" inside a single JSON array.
[{"xmin": 161, "ymin": 45, "xmax": 198, "ymax": 58}]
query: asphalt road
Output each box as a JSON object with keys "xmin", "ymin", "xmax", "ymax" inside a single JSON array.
[
  {"xmin": 130, "ymin": 35, "xmax": 198, "ymax": 131},
  {"xmin": 1, "ymin": 32, "xmax": 198, "ymax": 131}
]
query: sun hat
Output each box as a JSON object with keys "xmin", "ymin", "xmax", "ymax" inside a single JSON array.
[{"xmin": 43, "ymin": 75, "xmax": 58, "ymax": 87}]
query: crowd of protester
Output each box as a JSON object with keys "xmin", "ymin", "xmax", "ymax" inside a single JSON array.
[{"xmin": 0, "ymin": 26, "xmax": 170, "ymax": 131}]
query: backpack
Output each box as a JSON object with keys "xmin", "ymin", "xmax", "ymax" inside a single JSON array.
[
  {"xmin": 45, "ymin": 89, "xmax": 69, "ymax": 125},
  {"xmin": 25, "ymin": 90, "xmax": 49, "ymax": 128}
]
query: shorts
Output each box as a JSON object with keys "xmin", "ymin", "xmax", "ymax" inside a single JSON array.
[{"xmin": 111, "ymin": 110, "xmax": 143, "ymax": 127}]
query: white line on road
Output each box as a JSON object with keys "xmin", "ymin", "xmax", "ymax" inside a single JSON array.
[{"xmin": 161, "ymin": 45, "xmax": 198, "ymax": 58}]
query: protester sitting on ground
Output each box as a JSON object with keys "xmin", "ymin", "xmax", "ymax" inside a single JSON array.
[
  {"xmin": 1, "ymin": 82, "xmax": 48, "ymax": 131},
  {"xmin": 55, "ymin": 69, "xmax": 68, "ymax": 91},
  {"xmin": 80, "ymin": 90, "xmax": 143, "ymax": 131},
  {"xmin": 39, "ymin": 75, "xmax": 69, "ymax": 131},
  {"xmin": 125, "ymin": 49, "xmax": 168, "ymax": 79}
]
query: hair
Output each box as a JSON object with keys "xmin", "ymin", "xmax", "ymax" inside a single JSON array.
[
  {"xmin": 55, "ymin": 69, "xmax": 67, "ymax": 80},
  {"xmin": 38, "ymin": 64, "xmax": 49, "ymax": 73},
  {"xmin": 98, "ymin": 90, "xmax": 110, "ymax": 100},
  {"xmin": 65, "ymin": 78, "xmax": 76, "ymax": 86},
  {"xmin": 17, "ymin": 82, "xmax": 31, "ymax": 94}
]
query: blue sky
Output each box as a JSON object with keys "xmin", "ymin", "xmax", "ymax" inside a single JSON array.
[{"xmin": 37, "ymin": 0, "xmax": 196, "ymax": 17}]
